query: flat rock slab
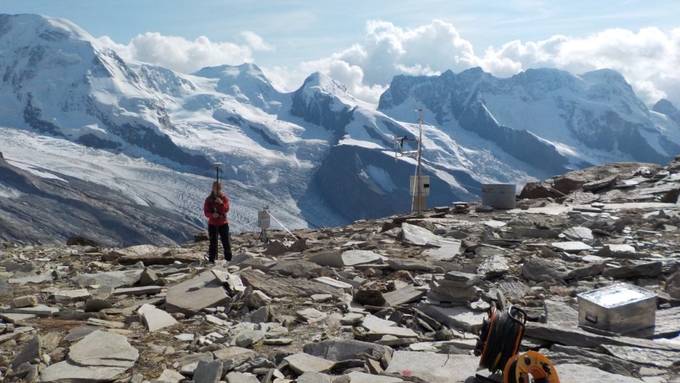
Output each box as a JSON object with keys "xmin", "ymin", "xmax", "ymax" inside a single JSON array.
[
  {"xmin": 525, "ymin": 322, "xmax": 680, "ymax": 351},
  {"xmin": 303, "ymin": 339, "xmax": 392, "ymax": 361},
  {"xmin": 402, "ymin": 223, "xmax": 460, "ymax": 248},
  {"xmin": 601, "ymin": 344, "xmax": 680, "ymax": 369},
  {"xmin": 75, "ymin": 269, "xmax": 143, "ymax": 289},
  {"xmin": 156, "ymin": 369, "xmax": 185, "ymax": 383},
  {"xmin": 597, "ymin": 244, "xmax": 637, "ymax": 258},
  {"xmin": 52, "ymin": 289, "xmax": 91, "ymax": 303},
  {"xmin": 362, "ymin": 315, "xmax": 418, "ymax": 338},
  {"xmin": 314, "ymin": 277, "xmax": 353, "ymax": 291},
  {"xmin": 1, "ymin": 304, "xmax": 59, "ymax": 316},
  {"xmin": 213, "ymin": 347, "xmax": 256, "ymax": 365},
  {"xmin": 137, "ymin": 304, "xmax": 178, "ymax": 332},
  {"xmin": 341, "ymin": 250, "xmax": 384, "ymax": 266},
  {"xmin": 40, "ymin": 361, "xmax": 129, "ymax": 382},
  {"xmin": 603, "ymin": 261, "xmax": 662, "ymax": 279},
  {"xmin": 383, "ymin": 285, "xmax": 425, "ymax": 307},
  {"xmin": 297, "ymin": 308, "xmax": 328, "ymax": 323},
  {"xmin": 418, "ymin": 304, "xmax": 485, "ymax": 332},
  {"xmin": 241, "ymin": 270, "xmax": 343, "ymax": 298},
  {"xmin": 551, "ymin": 241, "xmax": 593, "ymax": 253},
  {"xmin": 234, "ymin": 329, "xmax": 265, "ymax": 348},
  {"xmin": 166, "ymin": 271, "xmax": 229, "ymax": 314},
  {"xmin": 348, "ymin": 372, "xmax": 404, "ymax": 383},
  {"xmin": 113, "ymin": 286, "xmax": 162, "ymax": 296},
  {"xmin": 284, "ymin": 352, "xmax": 335, "ymax": 374},
  {"xmin": 69, "ymin": 330, "xmax": 138, "ymax": 368},
  {"xmin": 423, "ymin": 243, "xmax": 461, "ymax": 261},
  {"xmin": 226, "ymin": 372, "xmax": 260, "ymax": 383},
  {"xmin": 561, "ymin": 226, "xmax": 594, "ymax": 242},
  {"xmin": 310, "ymin": 250, "xmax": 384, "ymax": 267},
  {"xmin": 386, "ymin": 351, "xmax": 478, "ymax": 383},
  {"xmin": 477, "ymin": 255, "xmax": 510, "ymax": 278},
  {"xmin": 0, "ymin": 326, "xmax": 34, "ymax": 344},
  {"xmin": 544, "ymin": 300, "xmax": 579, "ymax": 327},
  {"xmin": 9, "ymin": 273, "xmax": 54, "ymax": 284},
  {"xmin": 0, "ymin": 312, "xmax": 36, "ymax": 323},
  {"xmin": 296, "ymin": 372, "xmax": 333, "ymax": 383},
  {"xmin": 211, "ymin": 269, "xmax": 246, "ymax": 292},
  {"xmin": 556, "ymin": 363, "xmax": 643, "ymax": 383}
]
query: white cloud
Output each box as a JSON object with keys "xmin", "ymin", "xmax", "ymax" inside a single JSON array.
[
  {"xmin": 479, "ymin": 27, "xmax": 680, "ymax": 104},
  {"xmin": 100, "ymin": 20, "xmax": 680, "ymax": 107},
  {"xmin": 284, "ymin": 20, "xmax": 680, "ymax": 106},
  {"xmin": 241, "ymin": 31, "xmax": 273, "ymax": 52},
  {"xmin": 98, "ymin": 31, "xmax": 273, "ymax": 74}
]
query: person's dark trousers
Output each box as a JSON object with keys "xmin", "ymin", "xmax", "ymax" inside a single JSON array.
[{"xmin": 208, "ymin": 224, "xmax": 233, "ymax": 263}]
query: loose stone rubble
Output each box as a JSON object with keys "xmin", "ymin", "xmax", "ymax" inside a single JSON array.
[{"xmin": 2, "ymin": 159, "xmax": 680, "ymax": 382}]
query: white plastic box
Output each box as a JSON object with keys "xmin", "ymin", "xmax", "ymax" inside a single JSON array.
[{"xmin": 577, "ymin": 283, "xmax": 656, "ymax": 334}]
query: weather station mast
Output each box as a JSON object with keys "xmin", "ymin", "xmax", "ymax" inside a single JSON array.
[{"xmin": 394, "ymin": 108, "xmax": 430, "ymax": 216}]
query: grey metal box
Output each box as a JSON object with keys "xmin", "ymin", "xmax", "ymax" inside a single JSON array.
[{"xmin": 577, "ymin": 283, "xmax": 656, "ymax": 334}]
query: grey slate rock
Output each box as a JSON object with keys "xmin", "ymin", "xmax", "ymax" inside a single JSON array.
[
  {"xmin": 385, "ymin": 351, "xmax": 478, "ymax": 383},
  {"xmin": 556, "ymin": 363, "xmax": 643, "ymax": 383},
  {"xmin": 69, "ymin": 330, "xmax": 139, "ymax": 368},
  {"xmin": 303, "ymin": 339, "xmax": 392, "ymax": 361},
  {"xmin": 522, "ymin": 257, "xmax": 567, "ymax": 282},
  {"xmin": 603, "ymin": 261, "xmax": 663, "ymax": 279},
  {"xmin": 12, "ymin": 335, "xmax": 41, "ymax": 369},
  {"xmin": 193, "ymin": 360, "xmax": 223, "ymax": 383},
  {"xmin": 166, "ymin": 271, "xmax": 229, "ymax": 314}
]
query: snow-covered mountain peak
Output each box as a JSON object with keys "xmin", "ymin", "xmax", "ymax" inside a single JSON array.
[
  {"xmin": 655, "ymin": 98, "xmax": 678, "ymax": 112},
  {"xmin": 0, "ymin": 14, "xmax": 94, "ymax": 46},
  {"xmin": 510, "ymin": 67, "xmax": 579, "ymax": 93},
  {"xmin": 194, "ymin": 62, "xmax": 270, "ymax": 85},
  {"xmin": 654, "ymin": 98, "xmax": 680, "ymax": 125},
  {"xmin": 580, "ymin": 68, "xmax": 628, "ymax": 85},
  {"xmin": 193, "ymin": 63, "xmax": 280, "ymax": 109},
  {"xmin": 299, "ymin": 72, "xmax": 352, "ymax": 99}
]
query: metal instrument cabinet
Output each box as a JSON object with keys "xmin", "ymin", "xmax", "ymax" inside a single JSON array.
[{"xmin": 577, "ymin": 283, "xmax": 656, "ymax": 334}]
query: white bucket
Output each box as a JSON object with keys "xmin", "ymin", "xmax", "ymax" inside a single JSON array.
[{"xmin": 481, "ymin": 184, "xmax": 516, "ymax": 209}]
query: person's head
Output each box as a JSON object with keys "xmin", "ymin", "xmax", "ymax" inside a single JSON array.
[{"xmin": 212, "ymin": 181, "xmax": 222, "ymax": 194}]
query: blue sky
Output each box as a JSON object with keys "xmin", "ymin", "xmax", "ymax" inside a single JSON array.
[
  {"xmin": 4, "ymin": 0, "xmax": 678, "ymax": 67},
  {"xmin": 4, "ymin": 1, "xmax": 680, "ymax": 104}
]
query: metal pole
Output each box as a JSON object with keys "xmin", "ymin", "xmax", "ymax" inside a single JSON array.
[{"xmin": 412, "ymin": 109, "xmax": 424, "ymax": 214}]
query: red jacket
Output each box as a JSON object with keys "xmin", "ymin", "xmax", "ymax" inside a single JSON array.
[{"xmin": 204, "ymin": 193, "xmax": 229, "ymax": 226}]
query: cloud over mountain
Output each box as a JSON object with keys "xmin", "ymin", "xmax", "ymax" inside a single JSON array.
[
  {"xmin": 99, "ymin": 31, "xmax": 272, "ymax": 73},
  {"xmin": 99, "ymin": 19, "xmax": 680, "ymax": 106},
  {"xmin": 294, "ymin": 20, "xmax": 680, "ymax": 106}
]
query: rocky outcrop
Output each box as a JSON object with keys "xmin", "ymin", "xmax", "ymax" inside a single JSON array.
[{"xmin": 3, "ymin": 158, "xmax": 680, "ymax": 383}]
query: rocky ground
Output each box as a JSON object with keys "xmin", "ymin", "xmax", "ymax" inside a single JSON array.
[{"xmin": 2, "ymin": 159, "xmax": 680, "ymax": 383}]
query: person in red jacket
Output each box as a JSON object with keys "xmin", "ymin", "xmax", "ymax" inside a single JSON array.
[{"xmin": 203, "ymin": 181, "xmax": 232, "ymax": 263}]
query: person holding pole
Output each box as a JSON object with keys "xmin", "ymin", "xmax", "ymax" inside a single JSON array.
[{"xmin": 203, "ymin": 167, "xmax": 232, "ymax": 263}]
